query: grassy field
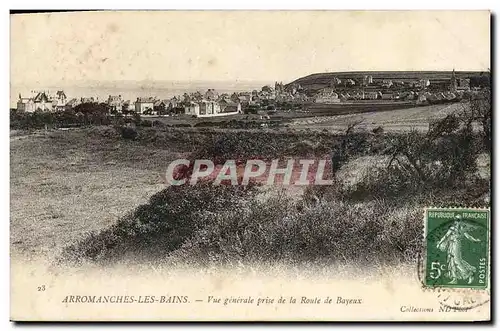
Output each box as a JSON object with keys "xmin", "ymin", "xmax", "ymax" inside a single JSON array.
[
  {"xmin": 10, "ymin": 128, "xmax": 186, "ymax": 261},
  {"xmin": 290, "ymin": 103, "xmax": 468, "ymax": 132},
  {"xmin": 10, "ymin": 119, "xmax": 490, "ymax": 270}
]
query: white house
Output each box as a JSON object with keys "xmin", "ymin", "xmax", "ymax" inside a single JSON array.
[
  {"xmin": 134, "ymin": 97, "xmax": 156, "ymax": 114},
  {"xmin": 17, "ymin": 95, "xmax": 35, "ymax": 112},
  {"xmin": 185, "ymin": 100, "xmax": 240, "ymax": 117},
  {"xmin": 185, "ymin": 102, "xmax": 200, "ymax": 116},
  {"xmin": 54, "ymin": 90, "xmax": 67, "ymax": 111},
  {"xmin": 107, "ymin": 95, "xmax": 124, "ymax": 113},
  {"xmin": 199, "ymin": 100, "xmax": 221, "ymax": 116},
  {"xmin": 17, "ymin": 92, "xmax": 53, "ymax": 112}
]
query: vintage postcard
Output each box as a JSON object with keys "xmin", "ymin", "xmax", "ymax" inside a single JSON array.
[{"xmin": 10, "ymin": 10, "xmax": 491, "ymax": 321}]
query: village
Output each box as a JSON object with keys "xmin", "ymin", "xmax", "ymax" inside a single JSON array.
[
  {"xmin": 8, "ymin": 7, "xmax": 495, "ymax": 325},
  {"xmin": 15, "ymin": 70, "xmax": 481, "ymax": 119}
]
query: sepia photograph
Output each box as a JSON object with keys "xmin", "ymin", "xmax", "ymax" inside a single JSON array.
[{"xmin": 9, "ymin": 9, "xmax": 491, "ymax": 321}]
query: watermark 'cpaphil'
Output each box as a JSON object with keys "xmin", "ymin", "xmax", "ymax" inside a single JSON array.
[{"xmin": 165, "ymin": 158, "xmax": 334, "ymax": 186}]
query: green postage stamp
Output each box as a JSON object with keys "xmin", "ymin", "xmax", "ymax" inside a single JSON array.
[{"xmin": 424, "ymin": 208, "xmax": 490, "ymax": 289}]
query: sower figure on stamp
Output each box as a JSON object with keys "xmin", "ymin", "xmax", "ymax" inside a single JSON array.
[{"xmin": 437, "ymin": 215, "xmax": 481, "ymax": 285}]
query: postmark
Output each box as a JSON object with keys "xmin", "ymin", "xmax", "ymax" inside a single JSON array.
[{"xmin": 418, "ymin": 207, "xmax": 491, "ymax": 311}]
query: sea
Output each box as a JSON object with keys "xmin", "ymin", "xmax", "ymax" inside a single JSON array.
[{"xmin": 10, "ymin": 80, "xmax": 274, "ymax": 108}]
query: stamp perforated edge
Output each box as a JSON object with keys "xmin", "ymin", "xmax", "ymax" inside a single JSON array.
[{"xmin": 420, "ymin": 206, "xmax": 491, "ymax": 294}]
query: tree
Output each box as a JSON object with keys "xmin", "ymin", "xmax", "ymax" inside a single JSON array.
[
  {"xmin": 158, "ymin": 107, "xmax": 170, "ymax": 116},
  {"xmin": 385, "ymin": 112, "xmax": 480, "ymax": 187},
  {"xmin": 122, "ymin": 107, "xmax": 132, "ymax": 116},
  {"xmin": 192, "ymin": 91, "xmax": 203, "ymax": 102},
  {"xmin": 182, "ymin": 93, "xmax": 191, "ymax": 106},
  {"xmin": 469, "ymin": 89, "xmax": 491, "ymax": 151},
  {"xmin": 120, "ymin": 126, "xmax": 138, "ymax": 140},
  {"xmin": 331, "ymin": 120, "xmax": 364, "ymax": 175},
  {"xmin": 261, "ymin": 85, "xmax": 272, "ymax": 93}
]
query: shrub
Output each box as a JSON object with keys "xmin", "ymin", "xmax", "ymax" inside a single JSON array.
[
  {"xmin": 342, "ymin": 165, "xmax": 424, "ymax": 201},
  {"xmin": 60, "ymin": 182, "xmax": 259, "ymax": 265},
  {"xmin": 93, "ymin": 126, "xmax": 121, "ymax": 139},
  {"xmin": 167, "ymin": 192, "xmax": 422, "ymax": 268},
  {"xmin": 462, "ymin": 90, "xmax": 491, "ymax": 152},
  {"xmin": 378, "ymin": 114, "xmax": 482, "ymax": 192},
  {"xmin": 120, "ymin": 126, "xmax": 138, "ymax": 140},
  {"xmin": 132, "ymin": 112, "xmax": 141, "ymax": 125},
  {"xmin": 194, "ymin": 121, "xmax": 219, "ymax": 128},
  {"xmin": 152, "ymin": 120, "xmax": 167, "ymax": 128},
  {"xmin": 301, "ymin": 180, "xmax": 345, "ymax": 206},
  {"xmin": 191, "ymin": 130, "xmax": 348, "ymax": 165},
  {"xmin": 10, "ymin": 105, "xmax": 116, "ymax": 129},
  {"xmin": 341, "ymin": 156, "xmax": 489, "ymax": 204}
]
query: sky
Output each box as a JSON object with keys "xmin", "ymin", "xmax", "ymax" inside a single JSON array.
[{"xmin": 10, "ymin": 10, "xmax": 490, "ymax": 87}]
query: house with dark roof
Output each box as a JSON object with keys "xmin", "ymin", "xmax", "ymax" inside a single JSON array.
[
  {"xmin": 33, "ymin": 92, "xmax": 53, "ymax": 111},
  {"xmin": 167, "ymin": 96, "xmax": 180, "ymax": 109},
  {"xmin": 17, "ymin": 92, "xmax": 53, "ymax": 112},
  {"xmin": 17, "ymin": 94, "xmax": 35, "ymax": 112},
  {"xmin": 204, "ymin": 89, "xmax": 219, "ymax": 101},
  {"xmin": 219, "ymin": 99, "xmax": 242, "ymax": 113},
  {"xmin": 134, "ymin": 97, "xmax": 156, "ymax": 114},
  {"xmin": 107, "ymin": 95, "xmax": 123, "ymax": 112},
  {"xmin": 153, "ymin": 100, "xmax": 170, "ymax": 115},
  {"xmin": 65, "ymin": 98, "xmax": 80, "ymax": 110},
  {"xmin": 54, "ymin": 90, "xmax": 67, "ymax": 111},
  {"xmin": 122, "ymin": 100, "xmax": 137, "ymax": 113}
]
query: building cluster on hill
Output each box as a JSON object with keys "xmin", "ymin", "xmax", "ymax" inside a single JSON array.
[{"xmin": 310, "ymin": 70, "xmax": 475, "ymax": 104}]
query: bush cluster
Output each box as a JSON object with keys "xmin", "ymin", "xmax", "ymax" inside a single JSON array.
[
  {"xmin": 168, "ymin": 193, "xmax": 422, "ymax": 268},
  {"xmin": 61, "ymin": 182, "xmax": 259, "ymax": 264}
]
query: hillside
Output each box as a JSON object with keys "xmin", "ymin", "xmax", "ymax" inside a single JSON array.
[{"xmin": 287, "ymin": 71, "xmax": 490, "ymax": 92}]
